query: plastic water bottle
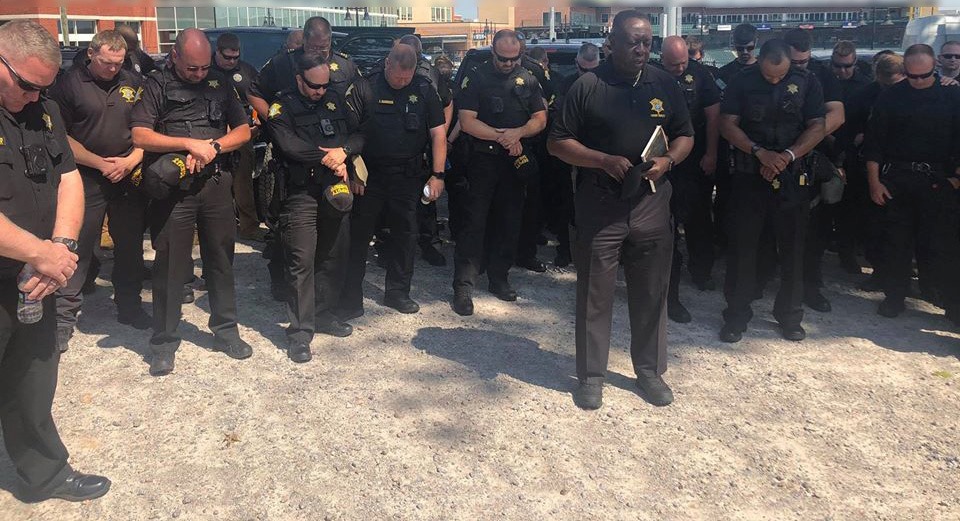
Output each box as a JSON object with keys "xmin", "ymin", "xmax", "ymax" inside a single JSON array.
[
  {"xmin": 16, "ymin": 265, "xmax": 43, "ymax": 324},
  {"xmin": 420, "ymin": 183, "xmax": 432, "ymax": 205}
]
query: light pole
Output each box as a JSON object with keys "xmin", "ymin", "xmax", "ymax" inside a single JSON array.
[{"xmin": 344, "ymin": 7, "xmax": 371, "ymax": 28}]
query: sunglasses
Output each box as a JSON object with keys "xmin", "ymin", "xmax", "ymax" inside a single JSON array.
[
  {"xmin": 906, "ymin": 69, "xmax": 935, "ymax": 80},
  {"xmin": 300, "ymin": 75, "xmax": 329, "ymax": 90},
  {"xmin": 0, "ymin": 54, "xmax": 52, "ymax": 92},
  {"xmin": 218, "ymin": 50, "xmax": 240, "ymax": 62},
  {"xmin": 735, "ymin": 45, "xmax": 755, "ymax": 53},
  {"xmin": 493, "ymin": 52, "xmax": 521, "ymax": 64},
  {"xmin": 942, "ymin": 54, "xmax": 960, "ymax": 60},
  {"xmin": 831, "ymin": 61, "xmax": 855, "ymax": 69}
]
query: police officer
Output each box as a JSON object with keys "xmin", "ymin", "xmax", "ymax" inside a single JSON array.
[
  {"xmin": 718, "ymin": 39, "xmax": 826, "ymax": 343},
  {"xmin": 0, "ymin": 20, "xmax": 111, "ymax": 502},
  {"xmin": 48, "ymin": 29, "xmax": 150, "ymax": 353},
  {"xmin": 248, "ymin": 16, "xmax": 360, "ymax": 300},
  {"xmin": 657, "ymin": 36, "xmax": 722, "ymax": 324},
  {"xmin": 116, "ymin": 24, "xmax": 157, "ymax": 77},
  {"xmin": 452, "ymin": 29, "xmax": 547, "ymax": 316},
  {"xmin": 548, "ymin": 11, "xmax": 694, "ymax": 410},
  {"xmin": 863, "ymin": 44, "xmax": 960, "ymax": 322},
  {"xmin": 263, "ymin": 53, "xmax": 366, "ymax": 362},
  {"xmin": 338, "ymin": 44, "xmax": 446, "ymax": 320},
  {"xmin": 717, "ymin": 24, "xmax": 758, "ymax": 87},
  {"xmin": 211, "ymin": 32, "xmax": 261, "ymax": 240},
  {"xmin": 131, "ymin": 28, "xmax": 253, "ymax": 376}
]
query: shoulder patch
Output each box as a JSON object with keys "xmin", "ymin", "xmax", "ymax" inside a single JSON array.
[
  {"xmin": 268, "ymin": 103, "xmax": 283, "ymax": 119},
  {"xmin": 42, "ymin": 113, "xmax": 53, "ymax": 131}
]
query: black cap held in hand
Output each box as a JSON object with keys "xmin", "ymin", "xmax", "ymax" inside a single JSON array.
[
  {"xmin": 323, "ymin": 181, "xmax": 354, "ymax": 216},
  {"xmin": 142, "ymin": 153, "xmax": 189, "ymax": 200},
  {"xmin": 620, "ymin": 160, "xmax": 655, "ymax": 200},
  {"xmin": 513, "ymin": 150, "xmax": 539, "ymax": 183}
]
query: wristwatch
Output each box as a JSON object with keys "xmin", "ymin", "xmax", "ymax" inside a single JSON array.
[
  {"xmin": 751, "ymin": 143, "xmax": 762, "ymax": 157},
  {"xmin": 211, "ymin": 141, "xmax": 222, "ymax": 154},
  {"xmin": 52, "ymin": 237, "xmax": 78, "ymax": 253},
  {"xmin": 431, "ymin": 171, "xmax": 446, "ymax": 180},
  {"xmin": 342, "ymin": 144, "xmax": 353, "ymax": 155}
]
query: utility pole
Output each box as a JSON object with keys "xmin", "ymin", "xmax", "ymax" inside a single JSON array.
[{"xmin": 59, "ymin": 5, "xmax": 70, "ymax": 47}]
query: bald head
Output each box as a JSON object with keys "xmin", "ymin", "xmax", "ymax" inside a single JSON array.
[
  {"xmin": 660, "ymin": 35, "xmax": 689, "ymax": 77},
  {"xmin": 286, "ymin": 29, "xmax": 304, "ymax": 51},
  {"xmin": 172, "ymin": 29, "xmax": 212, "ymax": 84},
  {"xmin": 398, "ymin": 34, "xmax": 423, "ymax": 55}
]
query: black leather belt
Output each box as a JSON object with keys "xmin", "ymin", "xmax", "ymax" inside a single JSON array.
[{"xmin": 886, "ymin": 161, "xmax": 944, "ymax": 174}]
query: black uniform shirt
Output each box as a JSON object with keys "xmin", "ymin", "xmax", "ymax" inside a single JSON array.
[
  {"xmin": 832, "ymin": 69, "xmax": 872, "ymax": 152},
  {"xmin": 251, "ymin": 49, "xmax": 358, "ymax": 103},
  {"xmin": 808, "ymin": 60, "xmax": 842, "ymax": 104},
  {"xmin": 522, "ymin": 55, "xmax": 555, "ymax": 107},
  {"xmin": 212, "ymin": 59, "xmax": 258, "ymax": 103},
  {"xmin": 656, "ymin": 59, "xmax": 721, "ymax": 135},
  {"xmin": 48, "ymin": 64, "xmax": 143, "ymax": 159},
  {"xmin": 351, "ymin": 72, "xmax": 444, "ymax": 162},
  {"xmin": 0, "ymin": 99, "xmax": 77, "ymax": 277},
  {"xmin": 456, "ymin": 60, "xmax": 545, "ymax": 129},
  {"xmin": 862, "ymin": 80, "xmax": 960, "ymax": 165},
  {"xmin": 844, "ymin": 81, "xmax": 884, "ymax": 144},
  {"xmin": 717, "ymin": 59, "xmax": 754, "ymax": 90},
  {"xmin": 130, "ymin": 65, "xmax": 247, "ymax": 141},
  {"xmin": 551, "ymin": 61, "xmax": 694, "ymax": 165},
  {"xmin": 720, "ymin": 66, "xmax": 825, "ymax": 147}
]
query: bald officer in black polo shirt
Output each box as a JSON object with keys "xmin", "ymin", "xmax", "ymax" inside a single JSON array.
[
  {"xmin": 49, "ymin": 29, "xmax": 151, "ymax": 352},
  {"xmin": 548, "ymin": 10, "xmax": 693, "ymax": 410},
  {"xmin": 0, "ymin": 20, "xmax": 111, "ymax": 502}
]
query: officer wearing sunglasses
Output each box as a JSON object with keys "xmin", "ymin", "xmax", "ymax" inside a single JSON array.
[
  {"xmin": 863, "ymin": 43, "xmax": 960, "ymax": 324},
  {"xmin": 937, "ymin": 41, "xmax": 960, "ymax": 81}
]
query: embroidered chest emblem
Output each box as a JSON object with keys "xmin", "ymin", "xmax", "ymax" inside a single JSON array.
[
  {"xmin": 515, "ymin": 77, "xmax": 525, "ymax": 86},
  {"xmin": 787, "ymin": 84, "xmax": 799, "ymax": 94},
  {"xmin": 408, "ymin": 94, "xmax": 418, "ymax": 104},
  {"xmin": 330, "ymin": 62, "xmax": 340, "ymax": 72},
  {"xmin": 684, "ymin": 74, "xmax": 694, "ymax": 84},
  {"xmin": 326, "ymin": 102, "xmax": 337, "ymax": 112},
  {"xmin": 208, "ymin": 80, "xmax": 220, "ymax": 89},
  {"xmin": 119, "ymin": 86, "xmax": 137, "ymax": 103},
  {"xmin": 649, "ymin": 98, "xmax": 665, "ymax": 117}
]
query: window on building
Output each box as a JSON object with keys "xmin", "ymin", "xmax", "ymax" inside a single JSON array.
[
  {"xmin": 398, "ymin": 7, "xmax": 413, "ymax": 22},
  {"xmin": 431, "ymin": 7, "xmax": 451, "ymax": 23},
  {"xmin": 196, "ymin": 7, "xmax": 215, "ymax": 29},
  {"xmin": 543, "ymin": 12, "xmax": 562, "ymax": 26},
  {"xmin": 767, "ymin": 13, "xmax": 783, "ymax": 22},
  {"xmin": 157, "ymin": 7, "xmax": 176, "ymax": 30}
]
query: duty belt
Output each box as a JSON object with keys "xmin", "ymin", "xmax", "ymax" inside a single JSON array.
[{"xmin": 885, "ymin": 161, "xmax": 945, "ymax": 174}]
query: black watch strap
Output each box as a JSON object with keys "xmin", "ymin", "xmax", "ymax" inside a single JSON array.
[
  {"xmin": 431, "ymin": 171, "xmax": 446, "ymax": 180},
  {"xmin": 52, "ymin": 237, "xmax": 78, "ymax": 253},
  {"xmin": 212, "ymin": 141, "xmax": 222, "ymax": 154}
]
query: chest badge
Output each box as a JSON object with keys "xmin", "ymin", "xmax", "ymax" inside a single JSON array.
[
  {"xmin": 649, "ymin": 98, "xmax": 666, "ymax": 118},
  {"xmin": 515, "ymin": 77, "xmax": 525, "ymax": 86},
  {"xmin": 233, "ymin": 73, "xmax": 243, "ymax": 83},
  {"xmin": 684, "ymin": 74, "xmax": 694, "ymax": 84},
  {"xmin": 208, "ymin": 80, "xmax": 220, "ymax": 89},
  {"xmin": 330, "ymin": 62, "xmax": 340, "ymax": 72},
  {"xmin": 42, "ymin": 113, "xmax": 53, "ymax": 130},
  {"xmin": 408, "ymin": 94, "xmax": 418, "ymax": 104},
  {"xmin": 326, "ymin": 102, "xmax": 337, "ymax": 112},
  {"xmin": 787, "ymin": 84, "xmax": 799, "ymax": 94},
  {"xmin": 268, "ymin": 103, "xmax": 282, "ymax": 119},
  {"xmin": 119, "ymin": 86, "xmax": 137, "ymax": 103},
  {"xmin": 0, "ymin": 137, "xmax": 5, "ymax": 146},
  {"xmin": 461, "ymin": 77, "xmax": 470, "ymax": 89}
]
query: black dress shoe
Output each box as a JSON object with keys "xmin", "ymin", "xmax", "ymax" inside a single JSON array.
[
  {"xmin": 149, "ymin": 352, "xmax": 175, "ymax": 376},
  {"xmin": 182, "ymin": 285, "xmax": 195, "ymax": 304},
  {"xmin": 452, "ymin": 293, "xmax": 474, "ymax": 316},
  {"xmin": 118, "ymin": 307, "xmax": 152, "ymax": 330},
  {"xmin": 56, "ymin": 327, "xmax": 72, "ymax": 354},
  {"xmin": 383, "ymin": 295, "xmax": 420, "ymax": 314},
  {"xmin": 421, "ymin": 243, "xmax": 447, "ymax": 266},
  {"xmin": 877, "ymin": 298, "xmax": 905, "ymax": 318},
  {"xmin": 47, "ymin": 471, "xmax": 111, "ymax": 502},
  {"xmin": 516, "ymin": 257, "xmax": 547, "ymax": 273},
  {"xmin": 573, "ymin": 381, "xmax": 603, "ymax": 410},
  {"xmin": 316, "ymin": 317, "xmax": 353, "ymax": 337},
  {"xmin": 334, "ymin": 307, "xmax": 364, "ymax": 322},
  {"xmin": 719, "ymin": 323, "xmax": 743, "ymax": 343},
  {"xmin": 781, "ymin": 324, "xmax": 806, "ymax": 342},
  {"xmin": 668, "ymin": 299, "xmax": 692, "ymax": 323},
  {"xmin": 804, "ymin": 291, "xmax": 832, "ymax": 313},
  {"xmin": 215, "ymin": 337, "xmax": 253, "ymax": 359},
  {"xmin": 554, "ymin": 249, "xmax": 572, "ymax": 268},
  {"xmin": 636, "ymin": 374, "xmax": 674, "ymax": 406},
  {"xmin": 488, "ymin": 283, "xmax": 518, "ymax": 302},
  {"xmin": 287, "ymin": 340, "xmax": 312, "ymax": 363}
]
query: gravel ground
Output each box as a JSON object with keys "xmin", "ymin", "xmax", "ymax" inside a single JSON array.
[{"xmin": 1, "ymin": 235, "xmax": 958, "ymax": 521}]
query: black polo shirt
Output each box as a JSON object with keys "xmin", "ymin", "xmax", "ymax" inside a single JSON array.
[
  {"xmin": 0, "ymin": 98, "xmax": 77, "ymax": 278},
  {"xmin": 250, "ymin": 49, "xmax": 358, "ymax": 103},
  {"xmin": 862, "ymin": 80, "xmax": 960, "ymax": 165},
  {"xmin": 456, "ymin": 60, "xmax": 545, "ymax": 130},
  {"xmin": 654, "ymin": 59, "xmax": 721, "ymax": 136},
  {"xmin": 717, "ymin": 59, "xmax": 754, "ymax": 89},
  {"xmin": 550, "ymin": 61, "xmax": 694, "ymax": 165},
  {"xmin": 808, "ymin": 60, "xmax": 842, "ymax": 104},
  {"xmin": 48, "ymin": 64, "xmax": 142, "ymax": 160},
  {"xmin": 522, "ymin": 55, "xmax": 555, "ymax": 107},
  {"xmin": 212, "ymin": 59, "xmax": 258, "ymax": 104}
]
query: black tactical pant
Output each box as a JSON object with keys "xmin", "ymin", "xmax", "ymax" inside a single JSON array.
[
  {"xmin": 668, "ymin": 157, "xmax": 715, "ymax": 301},
  {"xmin": 517, "ymin": 168, "xmax": 543, "ymax": 262},
  {"xmin": 280, "ymin": 185, "xmax": 350, "ymax": 344},
  {"xmin": 417, "ymin": 200, "xmax": 440, "ymax": 249},
  {"xmin": 453, "ymin": 152, "xmax": 525, "ymax": 292},
  {"xmin": 342, "ymin": 161, "xmax": 422, "ymax": 311},
  {"xmin": 575, "ymin": 175, "xmax": 673, "ymax": 384},
  {"xmin": 723, "ymin": 171, "xmax": 809, "ymax": 330},
  {"xmin": 148, "ymin": 172, "xmax": 239, "ymax": 354},
  {"xmin": 541, "ymin": 153, "xmax": 575, "ymax": 258},
  {"xmin": 0, "ymin": 282, "xmax": 72, "ymax": 495},
  {"xmin": 233, "ymin": 142, "xmax": 259, "ymax": 234},
  {"xmin": 879, "ymin": 168, "xmax": 960, "ymax": 308},
  {"xmin": 803, "ymin": 201, "xmax": 829, "ymax": 293},
  {"xmin": 56, "ymin": 171, "xmax": 147, "ymax": 330}
]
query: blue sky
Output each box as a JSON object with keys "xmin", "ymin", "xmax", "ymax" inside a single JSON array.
[{"xmin": 455, "ymin": 0, "xmax": 478, "ymax": 20}]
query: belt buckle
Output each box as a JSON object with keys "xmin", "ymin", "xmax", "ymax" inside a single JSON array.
[{"xmin": 912, "ymin": 162, "xmax": 931, "ymax": 173}]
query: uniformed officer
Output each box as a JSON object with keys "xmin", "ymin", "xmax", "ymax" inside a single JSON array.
[
  {"xmin": 248, "ymin": 17, "xmax": 360, "ymax": 301},
  {"xmin": 783, "ymin": 28, "xmax": 846, "ymax": 314},
  {"xmin": 452, "ymin": 29, "xmax": 547, "ymax": 316},
  {"xmin": 657, "ymin": 36, "xmax": 722, "ymax": 324},
  {"xmin": 338, "ymin": 44, "xmax": 446, "ymax": 320},
  {"xmin": 131, "ymin": 28, "xmax": 253, "ymax": 376},
  {"xmin": 938, "ymin": 41, "xmax": 960, "ymax": 81},
  {"xmin": 262, "ymin": 53, "xmax": 366, "ymax": 362},
  {"xmin": 718, "ymin": 39, "xmax": 826, "ymax": 343},
  {"xmin": 548, "ymin": 11, "xmax": 694, "ymax": 410},
  {"xmin": 863, "ymin": 44, "xmax": 960, "ymax": 322},
  {"xmin": 48, "ymin": 29, "xmax": 150, "ymax": 353},
  {"xmin": 211, "ymin": 32, "xmax": 261, "ymax": 240},
  {"xmin": 717, "ymin": 24, "xmax": 758, "ymax": 87},
  {"xmin": 0, "ymin": 20, "xmax": 110, "ymax": 502}
]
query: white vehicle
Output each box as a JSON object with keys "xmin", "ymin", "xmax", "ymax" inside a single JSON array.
[{"xmin": 902, "ymin": 15, "xmax": 960, "ymax": 50}]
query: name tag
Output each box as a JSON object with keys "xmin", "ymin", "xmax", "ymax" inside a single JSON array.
[{"xmin": 378, "ymin": 99, "xmax": 394, "ymax": 105}]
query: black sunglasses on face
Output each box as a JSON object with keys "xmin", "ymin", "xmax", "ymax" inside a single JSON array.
[
  {"xmin": 493, "ymin": 52, "xmax": 521, "ymax": 64},
  {"xmin": 791, "ymin": 58, "xmax": 810, "ymax": 66},
  {"xmin": 831, "ymin": 61, "xmax": 855, "ymax": 69},
  {"xmin": 942, "ymin": 54, "xmax": 960, "ymax": 60},
  {"xmin": 735, "ymin": 45, "xmax": 755, "ymax": 53},
  {"xmin": 906, "ymin": 69, "xmax": 935, "ymax": 80},
  {"xmin": 300, "ymin": 75, "xmax": 329, "ymax": 90},
  {"xmin": 0, "ymin": 54, "xmax": 52, "ymax": 92},
  {"xmin": 219, "ymin": 50, "xmax": 240, "ymax": 61}
]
